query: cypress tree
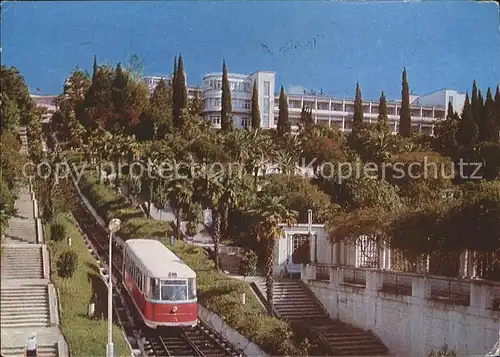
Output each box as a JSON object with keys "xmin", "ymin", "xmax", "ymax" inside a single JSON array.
[
  {"xmin": 352, "ymin": 82, "xmax": 363, "ymax": 134},
  {"xmin": 250, "ymin": 79, "xmax": 261, "ymax": 129},
  {"xmin": 172, "ymin": 56, "xmax": 178, "ymax": 128},
  {"xmin": 92, "ymin": 55, "xmax": 98, "ymax": 85},
  {"xmin": 480, "ymin": 87, "xmax": 497, "ymax": 142},
  {"xmin": 220, "ymin": 60, "xmax": 232, "ymax": 132},
  {"xmin": 276, "ymin": 86, "xmax": 290, "ymax": 136},
  {"xmin": 434, "ymin": 100, "xmax": 459, "ymax": 156},
  {"xmin": 471, "ymin": 80, "xmax": 479, "ymax": 126},
  {"xmin": 176, "ymin": 55, "xmax": 188, "ymax": 128},
  {"xmin": 111, "ymin": 62, "xmax": 132, "ymax": 132},
  {"xmin": 399, "ymin": 67, "xmax": 412, "ymax": 137},
  {"xmin": 300, "ymin": 104, "xmax": 314, "ymax": 131},
  {"xmin": 495, "ymin": 85, "xmax": 500, "ymax": 132},
  {"xmin": 377, "ymin": 91, "xmax": 389, "ymax": 131},
  {"xmin": 456, "ymin": 93, "xmax": 478, "ymax": 149}
]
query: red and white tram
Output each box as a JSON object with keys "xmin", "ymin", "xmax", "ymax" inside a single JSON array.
[{"xmin": 122, "ymin": 239, "xmax": 198, "ymax": 328}]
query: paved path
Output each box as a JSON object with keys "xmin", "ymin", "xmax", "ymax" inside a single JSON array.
[{"xmin": 1, "ymin": 129, "xmax": 67, "ymax": 357}]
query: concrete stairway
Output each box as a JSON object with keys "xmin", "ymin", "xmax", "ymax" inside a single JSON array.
[
  {"xmin": 0, "ymin": 344, "xmax": 58, "ymax": 357},
  {"xmin": 1, "ymin": 245, "xmax": 44, "ymax": 279},
  {"xmin": 0, "ymin": 285, "xmax": 51, "ymax": 329},
  {"xmin": 254, "ymin": 278, "xmax": 389, "ymax": 356}
]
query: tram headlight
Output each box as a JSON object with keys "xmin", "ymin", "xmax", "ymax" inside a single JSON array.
[{"xmin": 172, "ymin": 306, "xmax": 178, "ymax": 313}]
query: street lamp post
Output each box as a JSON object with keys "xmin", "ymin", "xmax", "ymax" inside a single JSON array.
[{"xmin": 107, "ymin": 218, "xmax": 121, "ymax": 357}]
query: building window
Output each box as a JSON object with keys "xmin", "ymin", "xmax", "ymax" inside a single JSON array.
[
  {"xmin": 244, "ymin": 83, "xmax": 251, "ymax": 92},
  {"xmin": 241, "ymin": 117, "xmax": 250, "ymax": 128},
  {"xmin": 263, "ymin": 114, "xmax": 269, "ymax": 127},
  {"xmin": 244, "ymin": 100, "xmax": 251, "ymax": 109},
  {"xmin": 263, "ymin": 100, "xmax": 269, "ymax": 113},
  {"xmin": 215, "ymin": 98, "xmax": 221, "ymax": 108},
  {"xmin": 264, "ymin": 81, "xmax": 270, "ymax": 96},
  {"xmin": 210, "ymin": 116, "xmax": 221, "ymax": 125}
]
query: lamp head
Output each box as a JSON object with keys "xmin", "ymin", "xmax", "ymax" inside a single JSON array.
[{"xmin": 108, "ymin": 218, "xmax": 121, "ymax": 233}]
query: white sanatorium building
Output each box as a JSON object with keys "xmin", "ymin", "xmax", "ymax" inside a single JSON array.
[{"xmin": 143, "ymin": 71, "xmax": 466, "ymax": 135}]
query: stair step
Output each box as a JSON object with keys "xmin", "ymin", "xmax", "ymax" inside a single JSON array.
[{"xmin": 1, "ymin": 345, "xmax": 58, "ymax": 357}]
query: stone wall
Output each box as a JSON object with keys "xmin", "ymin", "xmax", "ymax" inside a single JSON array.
[{"xmin": 302, "ymin": 264, "xmax": 500, "ymax": 357}]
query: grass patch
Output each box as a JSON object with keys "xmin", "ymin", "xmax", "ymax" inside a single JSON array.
[
  {"xmin": 45, "ymin": 213, "xmax": 131, "ymax": 357},
  {"xmin": 80, "ymin": 173, "xmax": 174, "ymax": 239},
  {"xmin": 78, "ymin": 172, "xmax": 304, "ymax": 355}
]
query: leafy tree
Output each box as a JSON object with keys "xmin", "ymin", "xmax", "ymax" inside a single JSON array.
[
  {"xmin": 0, "ymin": 96, "xmax": 20, "ymax": 135},
  {"xmin": 239, "ymin": 249, "xmax": 258, "ymax": 281},
  {"xmin": 0, "ymin": 179, "xmax": 16, "ymax": 235},
  {"xmin": 139, "ymin": 78, "xmax": 173, "ymax": 140},
  {"xmin": 188, "ymin": 86, "xmax": 203, "ymax": 116},
  {"xmin": 186, "ymin": 202, "xmax": 202, "ymax": 236},
  {"xmin": 249, "ymin": 195, "xmax": 297, "ymax": 314},
  {"xmin": 377, "ymin": 91, "xmax": 389, "ymax": 131},
  {"xmin": 220, "ymin": 60, "xmax": 233, "ymax": 132},
  {"xmin": 264, "ymin": 174, "xmax": 337, "ymax": 223},
  {"xmin": 0, "ymin": 65, "xmax": 34, "ymax": 123},
  {"xmin": 479, "ymin": 142, "xmax": 500, "ymax": 180},
  {"xmin": 50, "ymin": 222, "xmax": 66, "ymax": 242},
  {"xmin": 387, "ymin": 151, "xmax": 453, "ymax": 205},
  {"xmin": 276, "ymin": 86, "xmax": 290, "ymax": 136},
  {"xmin": 126, "ymin": 53, "xmax": 145, "ymax": 80},
  {"xmin": 434, "ymin": 101, "xmax": 460, "ymax": 157},
  {"xmin": 251, "ymin": 80, "xmax": 261, "ymax": 129},
  {"xmin": 399, "ymin": 67, "xmax": 412, "ymax": 137},
  {"xmin": 352, "ymin": 82, "xmax": 364, "ymax": 134},
  {"xmin": 56, "ymin": 249, "xmax": 78, "ymax": 285}
]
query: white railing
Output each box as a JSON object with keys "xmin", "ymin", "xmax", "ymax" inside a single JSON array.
[{"xmin": 303, "ymin": 264, "xmax": 500, "ymax": 311}]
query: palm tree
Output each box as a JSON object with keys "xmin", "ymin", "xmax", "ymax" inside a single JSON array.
[
  {"xmin": 165, "ymin": 177, "xmax": 193, "ymax": 239},
  {"xmin": 249, "ymin": 195, "xmax": 297, "ymax": 314},
  {"xmin": 245, "ymin": 128, "xmax": 273, "ymax": 187},
  {"xmin": 361, "ymin": 128, "xmax": 395, "ymax": 164},
  {"xmin": 273, "ymin": 150, "xmax": 297, "ymax": 175}
]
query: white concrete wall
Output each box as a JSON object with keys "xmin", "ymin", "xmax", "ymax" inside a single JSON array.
[
  {"xmin": 303, "ymin": 266, "xmax": 500, "ymax": 357},
  {"xmin": 251, "ymin": 71, "xmax": 275, "ymax": 129},
  {"xmin": 413, "ymin": 89, "xmax": 446, "ymax": 108}
]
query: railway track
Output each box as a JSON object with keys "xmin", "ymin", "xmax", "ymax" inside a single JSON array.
[{"xmin": 64, "ymin": 166, "xmax": 244, "ymax": 357}]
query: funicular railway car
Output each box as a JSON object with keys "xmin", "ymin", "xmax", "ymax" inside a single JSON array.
[{"xmin": 122, "ymin": 239, "xmax": 198, "ymax": 328}]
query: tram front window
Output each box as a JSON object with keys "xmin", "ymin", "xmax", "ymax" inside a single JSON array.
[{"xmin": 160, "ymin": 279, "xmax": 187, "ymax": 301}]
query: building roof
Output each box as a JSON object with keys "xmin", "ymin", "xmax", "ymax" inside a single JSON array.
[
  {"xmin": 203, "ymin": 72, "xmax": 250, "ymax": 80},
  {"xmin": 124, "ymin": 239, "xmax": 196, "ymax": 279}
]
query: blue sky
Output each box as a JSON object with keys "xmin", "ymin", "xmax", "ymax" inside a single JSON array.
[{"xmin": 2, "ymin": 1, "xmax": 499, "ymax": 100}]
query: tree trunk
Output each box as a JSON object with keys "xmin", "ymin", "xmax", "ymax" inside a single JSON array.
[
  {"xmin": 148, "ymin": 181, "xmax": 153, "ymax": 219},
  {"xmin": 265, "ymin": 239, "xmax": 275, "ymax": 315},
  {"xmin": 175, "ymin": 211, "xmax": 181, "ymax": 239},
  {"xmin": 213, "ymin": 212, "xmax": 221, "ymax": 271},
  {"xmin": 221, "ymin": 201, "xmax": 228, "ymax": 241},
  {"xmin": 114, "ymin": 160, "xmax": 120, "ymax": 193}
]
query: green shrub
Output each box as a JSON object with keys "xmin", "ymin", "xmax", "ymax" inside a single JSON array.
[
  {"xmin": 50, "ymin": 222, "xmax": 66, "ymax": 242},
  {"xmin": 56, "ymin": 249, "xmax": 78, "ymax": 280},
  {"xmin": 429, "ymin": 344, "xmax": 457, "ymax": 356}
]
